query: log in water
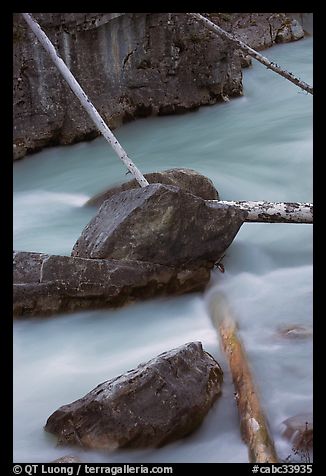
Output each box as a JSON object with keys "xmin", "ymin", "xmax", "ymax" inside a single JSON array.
[{"xmin": 210, "ymin": 294, "xmax": 279, "ymax": 463}]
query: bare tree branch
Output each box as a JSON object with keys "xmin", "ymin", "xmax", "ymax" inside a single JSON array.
[
  {"xmin": 207, "ymin": 200, "xmax": 313, "ymax": 223},
  {"xmin": 188, "ymin": 13, "xmax": 313, "ymax": 95},
  {"xmin": 21, "ymin": 13, "xmax": 149, "ymax": 188}
]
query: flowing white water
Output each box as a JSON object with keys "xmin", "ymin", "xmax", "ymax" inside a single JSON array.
[{"xmin": 13, "ymin": 35, "xmax": 313, "ymax": 463}]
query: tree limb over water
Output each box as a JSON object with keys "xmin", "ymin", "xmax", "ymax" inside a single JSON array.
[
  {"xmin": 188, "ymin": 13, "xmax": 313, "ymax": 95},
  {"xmin": 21, "ymin": 13, "xmax": 149, "ymax": 188},
  {"xmin": 207, "ymin": 201, "xmax": 313, "ymax": 224}
]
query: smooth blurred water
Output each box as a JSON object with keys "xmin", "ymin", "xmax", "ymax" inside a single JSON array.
[{"xmin": 13, "ymin": 36, "xmax": 313, "ymax": 463}]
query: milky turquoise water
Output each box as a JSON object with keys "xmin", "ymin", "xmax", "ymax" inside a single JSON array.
[{"xmin": 13, "ymin": 35, "xmax": 313, "ymax": 463}]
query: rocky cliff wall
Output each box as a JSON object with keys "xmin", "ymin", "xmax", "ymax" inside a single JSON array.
[{"xmin": 13, "ymin": 13, "xmax": 304, "ymax": 160}]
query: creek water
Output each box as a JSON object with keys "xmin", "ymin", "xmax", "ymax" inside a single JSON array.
[{"xmin": 13, "ymin": 35, "xmax": 313, "ymax": 463}]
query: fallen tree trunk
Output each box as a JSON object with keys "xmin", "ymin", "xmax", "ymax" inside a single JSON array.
[
  {"xmin": 21, "ymin": 13, "xmax": 149, "ymax": 188},
  {"xmin": 209, "ymin": 293, "xmax": 279, "ymax": 463},
  {"xmin": 207, "ymin": 200, "xmax": 313, "ymax": 224},
  {"xmin": 188, "ymin": 13, "xmax": 313, "ymax": 95}
]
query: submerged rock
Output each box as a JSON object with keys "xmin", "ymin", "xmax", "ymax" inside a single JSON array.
[
  {"xmin": 277, "ymin": 325, "xmax": 313, "ymax": 339},
  {"xmin": 86, "ymin": 168, "xmax": 219, "ymax": 207},
  {"xmin": 45, "ymin": 342, "xmax": 223, "ymax": 450},
  {"xmin": 51, "ymin": 456, "xmax": 82, "ymax": 463},
  {"xmin": 281, "ymin": 413, "xmax": 313, "ymax": 450},
  {"xmin": 72, "ymin": 183, "xmax": 247, "ymax": 267},
  {"xmin": 13, "ymin": 251, "xmax": 210, "ymax": 317}
]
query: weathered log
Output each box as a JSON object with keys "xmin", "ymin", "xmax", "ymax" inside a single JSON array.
[
  {"xmin": 209, "ymin": 294, "xmax": 279, "ymax": 463},
  {"xmin": 207, "ymin": 200, "xmax": 313, "ymax": 224},
  {"xmin": 188, "ymin": 13, "xmax": 313, "ymax": 95},
  {"xmin": 21, "ymin": 13, "xmax": 149, "ymax": 187}
]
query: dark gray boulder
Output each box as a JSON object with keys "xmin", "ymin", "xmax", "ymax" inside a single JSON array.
[
  {"xmin": 45, "ymin": 342, "xmax": 223, "ymax": 450},
  {"xmin": 72, "ymin": 183, "xmax": 247, "ymax": 267},
  {"xmin": 86, "ymin": 168, "xmax": 219, "ymax": 207},
  {"xmin": 13, "ymin": 251, "xmax": 210, "ymax": 317}
]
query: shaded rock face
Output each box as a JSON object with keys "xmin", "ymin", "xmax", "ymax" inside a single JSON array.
[
  {"xmin": 287, "ymin": 13, "xmax": 313, "ymax": 36},
  {"xmin": 72, "ymin": 183, "xmax": 247, "ymax": 267},
  {"xmin": 86, "ymin": 168, "xmax": 219, "ymax": 207},
  {"xmin": 13, "ymin": 12, "xmax": 304, "ymax": 161},
  {"xmin": 281, "ymin": 413, "xmax": 313, "ymax": 450},
  {"xmin": 13, "ymin": 251, "xmax": 210, "ymax": 317},
  {"xmin": 207, "ymin": 13, "xmax": 304, "ymax": 51},
  {"xmin": 13, "ymin": 12, "xmax": 243, "ymax": 160},
  {"xmin": 45, "ymin": 342, "xmax": 223, "ymax": 450},
  {"xmin": 275, "ymin": 19, "xmax": 305, "ymax": 43}
]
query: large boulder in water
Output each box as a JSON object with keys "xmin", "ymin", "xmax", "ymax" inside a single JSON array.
[
  {"xmin": 45, "ymin": 342, "xmax": 223, "ymax": 450},
  {"xmin": 86, "ymin": 168, "xmax": 219, "ymax": 207},
  {"xmin": 72, "ymin": 183, "xmax": 247, "ymax": 268}
]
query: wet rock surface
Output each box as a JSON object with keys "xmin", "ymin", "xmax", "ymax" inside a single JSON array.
[
  {"xmin": 45, "ymin": 342, "xmax": 223, "ymax": 450},
  {"xmin": 86, "ymin": 168, "xmax": 219, "ymax": 207},
  {"xmin": 72, "ymin": 183, "xmax": 247, "ymax": 267},
  {"xmin": 13, "ymin": 251, "xmax": 210, "ymax": 317}
]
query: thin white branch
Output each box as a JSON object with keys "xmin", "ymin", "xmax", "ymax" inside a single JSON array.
[
  {"xmin": 21, "ymin": 13, "xmax": 149, "ymax": 187},
  {"xmin": 188, "ymin": 13, "xmax": 313, "ymax": 95}
]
